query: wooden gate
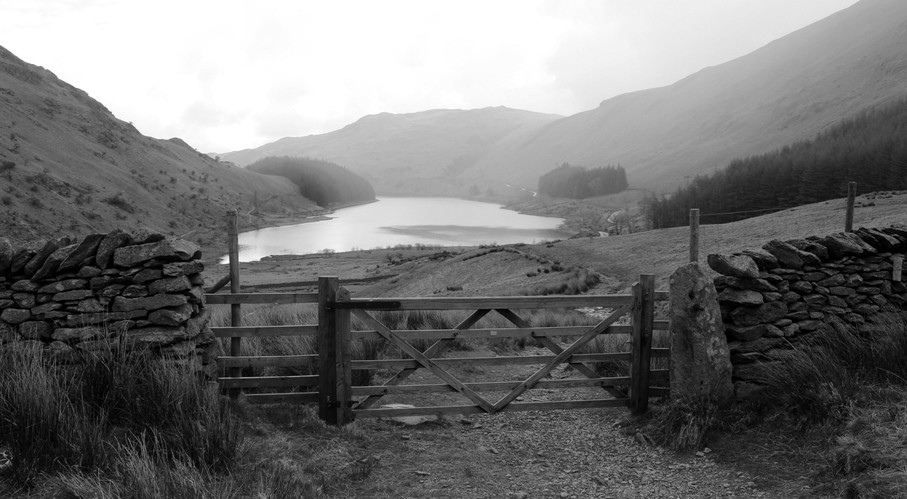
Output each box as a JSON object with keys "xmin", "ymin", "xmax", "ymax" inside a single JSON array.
[{"xmin": 208, "ymin": 275, "xmax": 668, "ymax": 426}]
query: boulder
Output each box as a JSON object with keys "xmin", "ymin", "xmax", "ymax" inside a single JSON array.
[
  {"xmin": 707, "ymin": 254, "xmax": 759, "ymax": 278},
  {"xmin": 821, "ymin": 233, "xmax": 864, "ymax": 258},
  {"xmin": 668, "ymin": 263, "xmax": 734, "ymax": 406}
]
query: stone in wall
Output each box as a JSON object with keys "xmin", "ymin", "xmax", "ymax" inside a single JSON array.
[
  {"xmin": 0, "ymin": 230, "xmax": 212, "ymax": 367},
  {"xmin": 707, "ymin": 225, "xmax": 907, "ymax": 398}
]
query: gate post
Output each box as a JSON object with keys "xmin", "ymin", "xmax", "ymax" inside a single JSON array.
[
  {"xmin": 629, "ymin": 274, "xmax": 655, "ymax": 416},
  {"xmin": 226, "ymin": 210, "xmax": 242, "ymax": 398},
  {"xmin": 317, "ymin": 277, "xmax": 353, "ymax": 425}
]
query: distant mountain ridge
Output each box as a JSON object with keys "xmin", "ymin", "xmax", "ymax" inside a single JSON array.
[
  {"xmin": 221, "ymin": 107, "xmax": 562, "ymax": 194},
  {"xmin": 222, "ymin": 0, "xmax": 907, "ymax": 195},
  {"xmin": 0, "ymin": 45, "xmax": 319, "ymax": 245}
]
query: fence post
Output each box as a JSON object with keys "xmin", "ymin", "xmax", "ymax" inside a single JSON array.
[
  {"xmin": 318, "ymin": 276, "xmax": 348, "ymax": 425},
  {"xmin": 335, "ymin": 286, "xmax": 353, "ymax": 425},
  {"xmin": 689, "ymin": 209, "xmax": 700, "ymax": 263},
  {"xmin": 629, "ymin": 274, "xmax": 655, "ymax": 416},
  {"xmin": 845, "ymin": 182, "xmax": 857, "ymax": 232},
  {"xmin": 226, "ymin": 210, "xmax": 242, "ymax": 398}
]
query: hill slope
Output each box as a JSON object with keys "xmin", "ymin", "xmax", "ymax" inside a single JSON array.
[
  {"xmin": 0, "ymin": 45, "xmax": 320, "ymax": 246},
  {"xmin": 465, "ymin": 0, "xmax": 907, "ymax": 191},
  {"xmin": 220, "ymin": 107, "xmax": 561, "ymax": 195}
]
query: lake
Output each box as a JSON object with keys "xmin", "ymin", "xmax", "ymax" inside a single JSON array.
[{"xmin": 232, "ymin": 197, "xmax": 570, "ymax": 261}]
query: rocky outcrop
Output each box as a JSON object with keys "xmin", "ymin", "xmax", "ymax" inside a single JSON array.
[
  {"xmin": 0, "ymin": 231, "xmax": 212, "ymax": 367},
  {"xmin": 707, "ymin": 225, "xmax": 907, "ymax": 399}
]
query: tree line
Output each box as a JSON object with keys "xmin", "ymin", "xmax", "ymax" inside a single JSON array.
[
  {"xmin": 641, "ymin": 98, "xmax": 907, "ymax": 228},
  {"xmin": 248, "ymin": 156, "xmax": 375, "ymax": 207},
  {"xmin": 537, "ymin": 163, "xmax": 628, "ymax": 198}
]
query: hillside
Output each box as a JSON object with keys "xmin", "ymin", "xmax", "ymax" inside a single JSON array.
[
  {"xmin": 0, "ymin": 45, "xmax": 320, "ymax": 247},
  {"xmin": 248, "ymin": 156, "xmax": 375, "ymax": 207},
  {"xmin": 220, "ymin": 107, "xmax": 561, "ymax": 195},
  {"xmin": 222, "ymin": 0, "xmax": 907, "ymax": 195},
  {"xmin": 465, "ymin": 0, "xmax": 907, "ymax": 191}
]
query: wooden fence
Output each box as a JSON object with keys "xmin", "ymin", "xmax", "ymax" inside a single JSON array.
[{"xmin": 206, "ymin": 271, "xmax": 668, "ymax": 425}]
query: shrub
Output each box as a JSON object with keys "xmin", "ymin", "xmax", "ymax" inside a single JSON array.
[{"xmin": 102, "ymin": 193, "xmax": 136, "ymax": 213}]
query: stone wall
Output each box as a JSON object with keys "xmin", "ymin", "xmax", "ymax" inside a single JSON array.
[
  {"xmin": 706, "ymin": 226, "xmax": 907, "ymax": 397},
  {"xmin": 0, "ymin": 230, "xmax": 213, "ymax": 365}
]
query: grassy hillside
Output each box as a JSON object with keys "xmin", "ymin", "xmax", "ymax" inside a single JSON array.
[
  {"xmin": 0, "ymin": 45, "xmax": 320, "ymax": 247},
  {"xmin": 248, "ymin": 156, "xmax": 375, "ymax": 208}
]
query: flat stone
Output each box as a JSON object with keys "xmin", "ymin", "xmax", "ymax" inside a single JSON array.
[
  {"xmin": 32, "ymin": 244, "xmax": 76, "ymax": 281},
  {"xmin": 798, "ymin": 320, "xmax": 823, "ymax": 332},
  {"xmin": 77, "ymin": 298, "xmax": 106, "ymax": 313},
  {"xmin": 121, "ymin": 285, "xmax": 148, "ymax": 298},
  {"xmin": 822, "ymin": 233, "xmax": 865, "ymax": 258},
  {"xmin": 162, "ymin": 261, "xmax": 204, "ymax": 277},
  {"xmin": 789, "ymin": 281, "xmax": 813, "ymax": 294},
  {"xmin": 713, "ymin": 276, "xmax": 777, "ymax": 292},
  {"xmin": 63, "ymin": 310, "xmax": 147, "ymax": 327},
  {"xmin": 54, "ymin": 290, "xmax": 93, "ymax": 301},
  {"xmin": 738, "ymin": 250, "xmax": 779, "ymax": 270},
  {"xmin": 829, "ymin": 286, "xmax": 855, "ymax": 296},
  {"xmin": 113, "ymin": 238, "xmax": 200, "ymax": 267},
  {"xmin": 763, "ymin": 292, "xmax": 782, "ymax": 302},
  {"xmin": 707, "ymin": 254, "xmax": 760, "ymax": 278},
  {"xmin": 730, "ymin": 301, "xmax": 788, "ymax": 327},
  {"xmin": 52, "ymin": 326, "xmax": 105, "ymax": 342},
  {"xmin": 133, "ymin": 269, "xmax": 163, "ymax": 283},
  {"xmin": 38, "ymin": 279, "xmax": 87, "ymax": 294},
  {"xmin": 817, "ymin": 274, "xmax": 845, "ymax": 287},
  {"xmin": 112, "ymin": 293, "xmax": 188, "ymax": 312},
  {"xmin": 58, "ymin": 234, "xmax": 105, "ymax": 272},
  {"xmin": 19, "ymin": 320, "xmax": 52, "ymax": 340},
  {"xmin": 787, "ymin": 240, "xmax": 829, "ymax": 261},
  {"xmin": 148, "ymin": 276, "xmax": 192, "ymax": 294},
  {"xmin": 782, "ymin": 324, "xmax": 800, "ymax": 337},
  {"xmin": 148, "ymin": 304, "xmax": 193, "ymax": 326},
  {"xmin": 125, "ymin": 326, "xmax": 187, "ymax": 347},
  {"xmin": 13, "ymin": 293, "xmax": 35, "ymax": 308},
  {"xmin": 77, "ymin": 266, "xmax": 103, "ymax": 278},
  {"xmin": 96, "ymin": 229, "xmax": 133, "ymax": 268},
  {"xmin": 718, "ymin": 288, "xmax": 764, "ymax": 306},
  {"xmin": 1, "ymin": 308, "xmax": 31, "ymax": 324},
  {"xmin": 763, "ymin": 240, "xmax": 815, "ymax": 269}
]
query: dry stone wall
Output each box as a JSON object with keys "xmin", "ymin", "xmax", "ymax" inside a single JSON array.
[
  {"xmin": 0, "ymin": 230, "xmax": 213, "ymax": 365},
  {"xmin": 706, "ymin": 226, "xmax": 907, "ymax": 398}
]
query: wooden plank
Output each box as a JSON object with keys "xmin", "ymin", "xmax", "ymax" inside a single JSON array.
[
  {"xmin": 205, "ymin": 293, "xmax": 319, "ymax": 305},
  {"xmin": 353, "ymin": 398, "xmax": 630, "ymax": 418},
  {"xmin": 351, "ymin": 352, "xmax": 638, "ymax": 370},
  {"xmin": 348, "ymin": 321, "xmax": 670, "ymax": 341},
  {"xmin": 219, "ymin": 375, "xmax": 319, "ymax": 389},
  {"xmin": 354, "ymin": 309, "xmax": 489, "ymax": 411},
  {"xmin": 352, "ymin": 309, "xmax": 495, "ymax": 413},
  {"xmin": 245, "ymin": 392, "xmax": 319, "ymax": 405},
  {"xmin": 206, "ymin": 274, "xmax": 231, "ymax": 294},
  {"xmin": 492, "ymin": 304, "xmax": 633, "ymax": 411},
  {"xmin": 337, "ymin": 295, "xmax": 635, "ymax": 310},
  {"xmin": 351, "ymin": 377, "xmax": 632, "ymax": 395},
  {"xmin": 495, "ymin": 308, "xmax": 625, "ymax": 398},
  {"xmin": 212, "ymin": 325, "xmax": 318, "ymax": 338},
  {"xmin": 629, "ymin": 275, "xmax": 656, "ymax": 416},
  {"xmin": 218, "ymin": 354, "xmax": 318, "ymax": 368}
]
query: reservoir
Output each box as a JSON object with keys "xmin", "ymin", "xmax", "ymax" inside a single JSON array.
[{"xmin": 233, "ymin": 197, "xmax": 570, "ymax": 261}]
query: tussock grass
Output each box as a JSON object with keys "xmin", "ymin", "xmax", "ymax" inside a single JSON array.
[{"xmin": 0, "ymin": 344, "xmax": 240, "ymax": 493}]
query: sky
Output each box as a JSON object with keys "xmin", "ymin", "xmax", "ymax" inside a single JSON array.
[{"xmin": 3, "ymin": 0, "xmax": 859, "ymax": 154}]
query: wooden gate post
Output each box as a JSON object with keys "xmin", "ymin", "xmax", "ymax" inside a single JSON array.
[
  {"xmin": 317, "ymin": 277, "xmax": 353, "ymax": 425},
  {"xmin": 629, "ymin": 274, "xmax": 655, "ymax": 416},
  {"xmin": 845, "ymin": 181, "xmax": 857, "ymax": 232},
  {"xmin": 226, "ymin": 210, "xmax": 242, "ymax": 398},
  {"xmin": 689, "ymin": 209, "xmax": 700, "ymax": 263}
]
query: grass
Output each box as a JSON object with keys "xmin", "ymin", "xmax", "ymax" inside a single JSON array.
[{"xmin": 637, "ymin": 312, "xmax": 907, "ymax": 496}]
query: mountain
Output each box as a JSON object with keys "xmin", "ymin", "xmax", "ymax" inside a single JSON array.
[
  {"xmin": 220, "ymin": 107, "xmax": 561, "ymax": 195},
  {"xmin": 0, "ymin": 45, "xmax": 320, "ymax": 247},
  {"xmin": 465, "ymin": 0, "xmax": 907, "ymax": 191},
  {"xmin": 223, "ymin": 0, "xmax": 907, "ymax": 195}
]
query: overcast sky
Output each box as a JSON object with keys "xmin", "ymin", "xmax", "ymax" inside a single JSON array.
[{"xmin": 3, "ymin": 0, "xmax": 859, "ymax": 153}]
